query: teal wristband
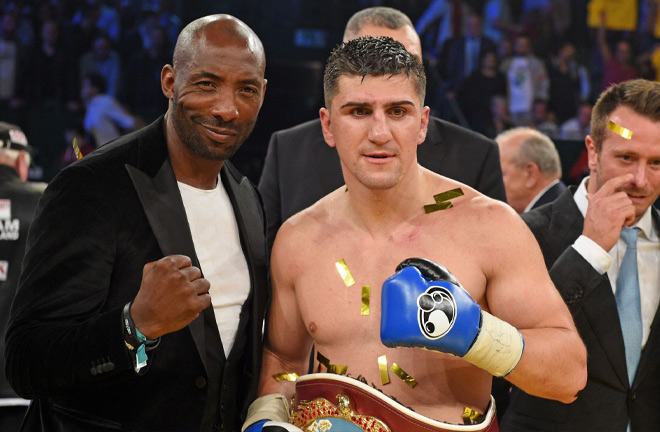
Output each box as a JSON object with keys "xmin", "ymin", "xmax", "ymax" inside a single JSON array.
[{"xmin": 123, "ymin": 302, "xmax": 160, "ymax": 372}]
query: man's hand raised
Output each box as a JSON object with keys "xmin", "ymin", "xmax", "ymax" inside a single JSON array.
[
  {"xmin": 583, "ymin": 174, "xmax": 636, "ymax": 251},
  {"xmin": 130, "ymin": 255, "xmax": 211, "ymax": 339}
]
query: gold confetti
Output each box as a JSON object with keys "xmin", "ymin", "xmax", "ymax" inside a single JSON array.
[
  {"xmin": 424, "ymin": 188, "xmax": 464, "ymax": 213},
  {"xmin": 316, "ymin": 351, "xmax": 348, "ymax": 375},
  {"xmin": 462, "ymin": 407, "xmax": 485, "ymax": 425},
  {"xmin": 378, "ymin": 355, "xmax": 390, "ymax": 385},
  {"xmin": 272, "ymin": 372, "xmax": 299, "ymax": 382},
  {"xmin": 607, "ymin": 120, "xmax": 633, "ymax": 139},
  {"xmin": 391, "ymin": 363, "xmax": 417, "ymax": 388},
  {"xmin": 361, "ymin": 286, "xmax": 371, "ymax": 316},
  {"xmin": 335, "ymin": 258, "xmax": 355, "ymax": 287},
  {"xmin": 72, "ymin": 137, "xmax": 83, "ymax": 160}
]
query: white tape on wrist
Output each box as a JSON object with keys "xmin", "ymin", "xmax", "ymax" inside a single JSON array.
[
  {"xmin": 242, "ymin": 394, "xmax": 290, "ymax": 432},
  {"xmin": 463, "ymin": 311, "xmax": 524, "ymax": 377}
]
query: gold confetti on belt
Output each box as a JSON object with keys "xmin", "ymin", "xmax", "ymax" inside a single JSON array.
[
  {"xmin": 607, "ymin": 120, "xmax": 633, "ymax": 139},
  {"xmin": 317, "ymin": 351, "xmax": 348, "ymax": 375},
  {"xmin": 462, "ymin": 407, "xmax": 485, "ymax": 425},
  {"xmin": 391, "ymin": 362, "xmax": 417, "ymax": 388},
  {"xmin": 424, "ymin": 188, "xmax": 464, "ymax": 213},
  {"xmin": 335, "ymin": 258, "xmax": 356, "ymax": 287},
  {"xmin": 272, "ymin": 372, "xmax": 299, "ymax": 382},
  {"xmin": 378, "ymin": 355, "xmax": 390, "ymax": 385}
]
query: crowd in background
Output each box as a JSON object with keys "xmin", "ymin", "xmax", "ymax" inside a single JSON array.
[{"xmin": 0, "ymin": 0, "xmax": 658, "ymax": 185}]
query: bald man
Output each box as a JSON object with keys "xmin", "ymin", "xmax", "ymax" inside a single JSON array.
[
  {"xmin": 5, "ymin": 15, "xmax": 269, "ymax": 432},
  {"xmin": 258, "ymin": 6, "xmax": 506, "ymax": 250},
  {"xmin": 496, "ymin": 127, "xmax": 567, "ymax": 213}
]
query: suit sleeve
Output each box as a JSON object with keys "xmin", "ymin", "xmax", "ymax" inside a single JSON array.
[
  {"xmin": 547, "ymin": 246, "xmax": 608, "ymax": 313},
  {"xmin": 258, "ymin": 131, "xmax": 283, "ymax": 252},
  {"xmin": 4, "ymin": 164, "xmax": 134, "ymax": 399}
]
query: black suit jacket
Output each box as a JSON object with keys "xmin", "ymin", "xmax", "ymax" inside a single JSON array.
[
  {"xmin": 530, "ymin": 180, "xmax": 567, "ymax": 211},
  {"xmin": 258, "ymin": 117, "xmax": 506, "ymax": 248},
  {"xmin": 501, "ymin": 187, "xmax": 660, "ymax": 432},
  {"xmin": 4, "ymin": 118, "xmax": 268, "ymax": 432}
]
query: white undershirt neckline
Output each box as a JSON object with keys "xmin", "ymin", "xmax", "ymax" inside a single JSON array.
[{"xmin": 178, "ymin": 177, "xmax": 251, "ymax": 357}]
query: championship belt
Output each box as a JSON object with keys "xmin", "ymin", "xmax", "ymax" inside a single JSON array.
[{"xmin": 290, "ymin": 373, "xmax": 498, "ymax": 432}]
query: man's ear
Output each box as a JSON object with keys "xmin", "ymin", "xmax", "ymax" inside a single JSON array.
[
  {"xmin": 417, "ymin": 106, "xmax": 430, "ymax": 146},
  {"xmin": 585, "ymin": 135, "xmax": 598, "ymax": 173},
  {"xmin": 161, "ymin": 64, "xmax": 175, "ymax": 99},
  {"xmin": 319, "ymin": 107, "xmax": 335, "ymax": 148},
  {"xmin": 524, "ymin": 162, "xmax": 541, "ymax": 188}
]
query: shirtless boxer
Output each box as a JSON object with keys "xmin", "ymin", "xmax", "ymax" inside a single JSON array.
[{"xmin": 243, "ymin": 37, "xmax": 587, "ymax": 432}]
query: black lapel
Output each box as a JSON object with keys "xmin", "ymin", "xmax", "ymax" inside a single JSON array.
[
  {"xmin": 548, "ymin": 189, "xmax": 629, "ymax": 386},
  {"xmin": 220, "ymin": 162, "xmax": 266, "ymax": 362},
  {"xmin": 125, "ymin": 159, "xmax": 211, "ymax": 372},
  {"xmin": 633, "ymin": 207, "xmax": 660, "ymax": 387}
]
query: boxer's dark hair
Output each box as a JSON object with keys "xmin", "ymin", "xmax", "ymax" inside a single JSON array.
[{"xmin": 323, "ymin": 36, "xmax": 426, "ymax": 108}]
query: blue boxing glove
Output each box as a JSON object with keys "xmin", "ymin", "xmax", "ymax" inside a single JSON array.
[{"xmin": 381, "ymin": 258, "xmax": 524, "ymax": 377}]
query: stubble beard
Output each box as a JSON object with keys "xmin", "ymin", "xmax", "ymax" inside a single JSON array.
[{"xmin": 171, "ymin": 97, "xmax": 254, "ymax": 162}]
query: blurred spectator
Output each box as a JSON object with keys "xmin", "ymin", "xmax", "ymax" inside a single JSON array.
[
  {"xmin": 0, "ymin": 122, "xmax": 46, "ymax": 432},
  {"xmin": 560, "ymin": 102, "xmax": 592, "ymax": 140},
  {"xmin": 79, "ymin": 32, "xmax": 121, "ymax": 98},
  {"xmin": 500, "ymin": 35, "xmax": 549, "ymax": 126},
  {"xmin": 458, "ymin": 49, "xmax": 506, "ymax": 136},
  {"xmin": 71, "ymin": 0, "xmax": 121, "ymax": 43},
  {"xmin": 482, "ymin": 0, "xmax": 517, "ymax": 44},
  {"xmin": 15, "ymin": 20, "xmax": 77, "ymax": 108},
  {"xmin": 532, "ymin": 99, "xmax": 559, "ymax": 138},
  {"xmin": 488, "ymin": 94, "xmax": 513, "ymax": 138},
  {"xmin": 2, "ymin": 2, "xmax": 33, "ymax": 47},
  {"xmin": 597, "ymin": 12, "xmax": 638, "ymax": 91},
  {"xmin": 63, "ymin": 2, "xmax": 98, "ymax": 64},
  {"xmin": 122, "ymin": 25, "xmax": 169, "ymax": 123},
  {"xmin": 0, "ymin": 11, "xmax": 20, "ymax": 106},
  {"xmin": 440, "ymin": 14, "xmax": 496, "ymax": 97},
  {"xmin": 415, "ymin": 0, "xmax": 471, "ymax": 65},
  {"xmin": 496, "ymin": 126, "xmax": 566, "ymax": 213},
  {"xmin": 81, "ymin": 72, "xmax": 139, "ymax": 147},
  {"xmin": 548, "ymin": 41, "xmax": 591, "ymax": 124}
]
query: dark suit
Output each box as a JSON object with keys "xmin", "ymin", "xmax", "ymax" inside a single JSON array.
[
  {"xmin": 4, "ymin": 117, "xmax": 268, "ymax": 432},
  {"xmin": 258, "ymin": 117, "xmax": 506, "ymax": 248},
  {"xmin": 529, "ymin": 180, "xmax": 567, "ymax": 211},
  {"xmin": 501, "ymin": 187, "xmax": 660, "ymax": 432},
  {"xmin": 0, "ymin": 166, "xmax": 46, "ymax": 431}
]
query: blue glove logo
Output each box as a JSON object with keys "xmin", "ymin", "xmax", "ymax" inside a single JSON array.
[{"xmin": 417, "ymin": 285, "xmax": 456, "ymax": 339}]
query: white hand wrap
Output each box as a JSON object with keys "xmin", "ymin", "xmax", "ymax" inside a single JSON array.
[
  {"xmin": 462, "ymin": 311, "xmax": 525, "ymax": 377},
  {"xmin": 241, "ymin": 394, "xmax": 290, "ymax": 432}
]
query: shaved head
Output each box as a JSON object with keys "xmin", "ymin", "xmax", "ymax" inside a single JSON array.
[{"xmin": 173, "ymin": 14, "xmax": 265, "ymax": 73}]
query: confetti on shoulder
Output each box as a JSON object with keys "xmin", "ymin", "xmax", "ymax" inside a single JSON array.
[
  {"xmin": 273, "ymin": 372, "xmax": 299, "ymax": 382},
  {"xmin": 424, "ymin": 188, "xmax": 464, "ymax": 213}
]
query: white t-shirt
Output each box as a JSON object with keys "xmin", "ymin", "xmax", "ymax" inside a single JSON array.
[{"xmin": 178, "ymin": 177, "xmax": 250, "ymax": 357}]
